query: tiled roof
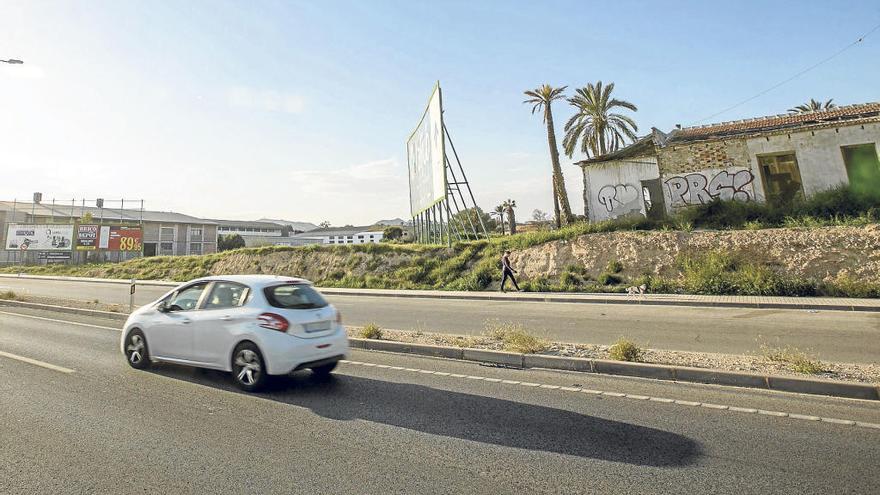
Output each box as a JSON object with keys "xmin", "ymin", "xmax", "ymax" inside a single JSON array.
[{"xmin": 674, "ymin": 102, "xmax": 880, "ymax": 141}]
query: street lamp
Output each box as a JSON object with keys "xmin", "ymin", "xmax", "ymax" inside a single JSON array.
[{"xmin": 1, "ymin": 59, "xmax": 24, "ymax": 64}]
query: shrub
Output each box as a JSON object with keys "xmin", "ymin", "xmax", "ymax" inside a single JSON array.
[
  {"xmin": 0, "ymin": 290, "xmax": 18, "ymax": 300},
  {"xmin": 605, "ymin": 260, "xmax": 623, "ymax": 274},
  {"xmin": 597, "ymin": 273, "xmax": 622, "ymax": 285},
  {"xmin": 485, "ymin": 320, "xmax": 547, "ymax": 354},
  {"xmin": 608, "ymin": 338, "xmax": 645, "ymax": 362},
  {"xmin": 358, "ymin": 323, "xmax": 383, "ymax": 340}
]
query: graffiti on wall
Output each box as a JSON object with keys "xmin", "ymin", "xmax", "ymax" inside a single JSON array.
[
  {"xmin": 664, "ymin": 169, "xmax": 754, "ymax": 206},
  {"xmin": 597, "ymin": 184, "xmax": 643, "ymax": 216}
]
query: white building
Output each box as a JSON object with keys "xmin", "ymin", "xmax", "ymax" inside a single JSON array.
[
  {"xmin": 576, "ymin": 102, "xmax": 880, "ymax": 222},
  {"xmin": 292, "ymin": 226, "xmax": 385, "ymax": 245}
]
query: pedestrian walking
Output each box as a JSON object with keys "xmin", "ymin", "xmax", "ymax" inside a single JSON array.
[{"xmin": 500, "ymin": 250, "xmax": 521, "ymax": 292}]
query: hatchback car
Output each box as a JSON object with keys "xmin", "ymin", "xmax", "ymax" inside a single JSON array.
[{"xmin": 120, "ymin": 275, "xmax": 349, "ymax": 391}]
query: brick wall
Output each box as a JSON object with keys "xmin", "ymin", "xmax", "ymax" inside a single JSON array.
[{"xmin": 658, "ymin": 139, "xmax": 750, "ymax": 175}]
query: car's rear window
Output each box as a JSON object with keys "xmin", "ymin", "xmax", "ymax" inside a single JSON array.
[{"xmin": 263, "ymin": 283, "xmax": 328, "ymax": 309}]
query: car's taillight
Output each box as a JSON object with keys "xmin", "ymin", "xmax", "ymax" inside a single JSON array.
[
  {"xmin": 335, "ymin": 310, "xmax": 342, "ymax": 325},
  {"xmin": 258, "ymin": 313, "xmax": 289, "ymax": 332}
]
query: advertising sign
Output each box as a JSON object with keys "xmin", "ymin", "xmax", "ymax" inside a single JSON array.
[
  {"xmin": 38, "ymin": 252, "xmax": 72, "ymax": 263},
  {"xmin": 5, "ymin": 224, "xmax": 74, "ymax": 251},
  {"xmin": 76, "ymin": 224, "xmax": 99, "ymax": 250},
  {"xmin": 107, "ymin": 226, "xmax": 143, "ymax": 251},
  {"xmin": 406, "ymin": 83, "xmax": 447, "ymax": 215}
]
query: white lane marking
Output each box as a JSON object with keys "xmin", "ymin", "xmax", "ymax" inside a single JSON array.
[
  {"xmin": 0, "ymin": 350, "xmax": 75, "ymax": 374},
  {"xmin": 340, "ymin": 359, "xmax": 880, "ymax": 431},
  {"xmin": 0, "ymin": 310, "xmax": 121, "ymax": 332}
]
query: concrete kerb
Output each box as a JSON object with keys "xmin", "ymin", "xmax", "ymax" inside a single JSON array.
[
  {"xmin": 0, "ymin": 297, "xmax": 875, "ymax": 401},
  {"xmin": 0, "ymin": 299, "xmax": 129, "ymax": 321},
  {"xmin": 349, "ymin": 337, "xmax": 879, "ymax": 401}
]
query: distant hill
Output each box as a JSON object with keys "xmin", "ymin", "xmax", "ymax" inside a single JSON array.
[
  {"xmin": 258, "ymin": 218, "xmax": 318, "ymax": 232},
  {"xmin": 375, "ymin": 218, "xmax": 409, "ymax": 226}
]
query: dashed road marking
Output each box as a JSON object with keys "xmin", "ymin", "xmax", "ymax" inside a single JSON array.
[
  {"xmin": 0, "ymin": 350, "xmax": 75, "ymax": 374},
  {"xmin": 339, "ymin": 359, "xmax": 880, "ymax": 431}
]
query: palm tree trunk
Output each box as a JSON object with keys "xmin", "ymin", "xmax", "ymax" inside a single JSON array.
[
  {"xmin": 544, "ymin": 107, "xmax": 574, "ymax": 224},
  {"xmin": 507, "ymin": 208, "xmax": 517, "ymax": 235},
  {"xmin": 552, "ymin": 180, "xmax": 561, "ymax": 228}
]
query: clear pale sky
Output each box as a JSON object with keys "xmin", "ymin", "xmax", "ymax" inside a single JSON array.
[{"xmin": 2, "ymin": 1, "xmax": 878, "ymax": 225}]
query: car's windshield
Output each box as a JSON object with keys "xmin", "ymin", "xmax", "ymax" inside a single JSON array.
[{"xmin": 263, "ymin": 283, "xmax": 328, "ymax": 310}]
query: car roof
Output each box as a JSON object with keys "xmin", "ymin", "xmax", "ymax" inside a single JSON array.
[{"xmin": 192, "ymin": 274, "xmax": 312, "ymax": 287}]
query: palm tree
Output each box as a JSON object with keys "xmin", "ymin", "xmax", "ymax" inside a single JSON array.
[
  {"xmin": 492, "ymin": 204, "xmax": 506, "ymax": 235},
  {"xmin": 562, "ymin": 81, "xmax": 639, "ymax": 159},
  {"xmin": 788, "ymin": 98, "xmax": 837, "ymax": 114},
  {"xmin": 502, "ymin": 199, "xmax": 517, "ymax": 235},
  {"xmin": 524, "ymin": 84, "xmax": 575, "ymax": 228}
]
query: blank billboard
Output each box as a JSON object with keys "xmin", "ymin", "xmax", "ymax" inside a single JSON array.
[{"xmin": 407, "ymin": 83, "xmax": 447, "ymax": 215}]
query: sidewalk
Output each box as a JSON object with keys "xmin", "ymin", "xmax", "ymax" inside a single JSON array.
[{"xmin": 1, "ymin": 272, "xmax": 878, "ymax": 312}]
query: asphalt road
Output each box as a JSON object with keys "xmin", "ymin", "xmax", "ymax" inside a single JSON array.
[
  {"xmin": 1, "ymin": 277, "xmax": 879, "ymax": 363},
  {"xmin": 0, "ymin": 307, "xmax": 878, "ymax": 493}
]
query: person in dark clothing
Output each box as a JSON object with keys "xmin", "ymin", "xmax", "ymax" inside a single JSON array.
[{"xmin": 500, "ymin": 250, "xmax": 521, "ymax": 292}]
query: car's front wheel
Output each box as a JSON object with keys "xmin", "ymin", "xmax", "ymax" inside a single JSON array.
[
  {"xmin": 125, "ymin": 329, "xmax": 151, "ymax": 369},
  {"xmin": 232, "ymin": 342, "xmax": 266, "ymax": 392}
]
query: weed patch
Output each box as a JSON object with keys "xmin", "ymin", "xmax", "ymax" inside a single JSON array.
[{"xmin": 608, "ymin": 338, "xmax": 645, "ymax": 362}]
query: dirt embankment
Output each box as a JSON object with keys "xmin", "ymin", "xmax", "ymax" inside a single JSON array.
[{"xmin": 512, "ymin": 225, "xmax": 880, "ymax": 284}]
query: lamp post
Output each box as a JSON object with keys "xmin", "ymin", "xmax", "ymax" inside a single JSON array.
[{"xmin": 0, "ymin": 59, "xmax": 24, "ymax": 64}]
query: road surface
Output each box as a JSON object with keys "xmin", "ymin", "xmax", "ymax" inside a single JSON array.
[
  {"xmin": 1, "ymin": 277, "xmax": 879, "ymax": 363},
  {"xmin": 0, "ymin": 306, "xmax": 878, "ymax": 493}
]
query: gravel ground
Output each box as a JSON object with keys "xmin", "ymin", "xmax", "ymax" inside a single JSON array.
[{"xmin": 347, "ymin": 326, "xmax": 880, "ymax": 384}]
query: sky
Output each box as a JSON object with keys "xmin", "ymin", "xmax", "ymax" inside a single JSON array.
[{"xmin": 1, "ymin": 0, "xmax": 879, "ymax": 225}]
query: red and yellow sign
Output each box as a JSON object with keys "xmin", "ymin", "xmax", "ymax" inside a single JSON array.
[{"xmin": 107, "ymin": 227, "xmax": 143, "ymax": 251}]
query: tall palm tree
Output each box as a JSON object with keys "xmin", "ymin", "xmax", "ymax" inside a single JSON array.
[
  {"xmin": 524, "ymin": 84, "xmax": 574, "ymax": 228},
  {"xmin": 562, "ymin": 81, "xmax": 639, "ymax": 159},
  {"xmin": 788, "ymin": 98, "xmax": 837, "ymax": 114},
  {"xmin": 492, "ymin": 204, "xmax": 506, "ymax": 235},
  {"xmin": 502, "ymin": 199, "xmax": 517, "ymax": 235}
]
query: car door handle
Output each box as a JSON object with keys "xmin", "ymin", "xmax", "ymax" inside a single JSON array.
[
  {"xmin": 180, "ymin": 318, "xmax": 192, "ymax": 324},
  {"xmin": 219, "ymin": 316, "xmax": 233, "ymax": 321}
]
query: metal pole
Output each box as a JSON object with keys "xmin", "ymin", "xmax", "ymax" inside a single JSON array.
[
  {"xmin": 129, "ymin": 278, "xmax": 136, "ymax": 312},
  {"xmin": 445, "ymin": 202, "xmax": 462, "ymax": 242},
  {"xmin": 444, "ymin": 124, "xmax": 489, "ymax": 237},
  {"xmin": 445, "ymin": 157, "xmax": 478, "ymax": 238}
]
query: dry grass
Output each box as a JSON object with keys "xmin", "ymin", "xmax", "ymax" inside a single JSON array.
[
  {"xmin": 760, "ymin": 343, "xmax": 825, "ymax": 375},
  {"xmin": 0, "ymin": 290, "xmax": 19, "ymax": 300},
  {"xmin": 485, "ymin": 319, "xmax": 547, "ymax": 354}
]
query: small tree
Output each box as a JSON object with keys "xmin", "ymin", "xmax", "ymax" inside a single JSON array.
[
  {"xmin": 217, "ymin": 234, "xmax": 245, "ymax": 251},
  {"xmin": 383, "ymin": 226, "xmax": 403, "ymax": 241},
  {"xmin": 532, "ymin": 209, "xmax": 550, "ymax": 223},
  {"xmin": 318, "ymin": 220, "xmax": 331, "ymax": 228},
  {"xmin": 492, "ymin": 204, "xmax": 506, "ymax": 235},
  {"xmin": 451, "ymin": 207, "xmax": 495, "ymax": 238}
]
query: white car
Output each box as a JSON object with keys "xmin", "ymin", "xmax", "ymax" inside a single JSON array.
[{"xmin": 120, "ymin": 275, "xmax": 349, "ymax": 391}]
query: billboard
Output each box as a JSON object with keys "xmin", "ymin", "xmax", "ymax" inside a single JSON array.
[
  {"xmin": 5, "ymin": 224, "xmax": 74, "ymax": 251},
  {"xmin": 75, "ymin": 224, "xmax": 143, "ymax": 251},
  {"xmin": 406, "ymin": 83, "xmax": 446, "ymax": 215},
  {"xmin": 76, "ymin": 225, "xmax": 99, "ymax": 250}
]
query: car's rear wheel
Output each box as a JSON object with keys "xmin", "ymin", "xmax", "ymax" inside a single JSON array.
[
  {"xmin": 125, "ymin": 329, "xmax": 151, "ymax": 369},
  {"xmin": 232, "ymin": 342, "xmax": 266, "ymax": 392},
  {"xmin": 311, "ymin": 362, "xmax": 338, "ymax": 376}
]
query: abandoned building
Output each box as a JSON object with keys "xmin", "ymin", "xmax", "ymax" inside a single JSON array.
[{"xmin": 575, "ymin": 102, "xmax": 880, "ymax": 222}]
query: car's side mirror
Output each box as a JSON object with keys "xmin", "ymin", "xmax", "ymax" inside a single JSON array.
[{"xmin": 157, "ymin": 300, "xmax": 170, "ymax": 313}]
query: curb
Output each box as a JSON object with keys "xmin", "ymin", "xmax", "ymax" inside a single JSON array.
[
  {"xmin": 1, "ymin": 298, "xmax": 877, "ymax": 401},
  {"xmin": 348, "ymin": 338, "xmax": 880, "ymax": 401},
  {"xmin": 2, "ymin": 273, "xmax": 878, "ymax": 312},
  {"xmin": 0, "ymin": 299, "xmax": 129, "ymax": 321}
]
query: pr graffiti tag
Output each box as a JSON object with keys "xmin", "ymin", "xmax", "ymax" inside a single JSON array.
[{"xmin": 665, "ymin": 169, "xmax": 754, "ymax": 206}]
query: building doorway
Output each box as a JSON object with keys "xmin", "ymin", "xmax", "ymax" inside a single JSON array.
[
  {"xmin": 758, "ymin": 153, "xmax": 804, "ymax": 205},
  {"xmin": 842, "ymin": 144, "xmax": 880, "ymax": 195}
]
